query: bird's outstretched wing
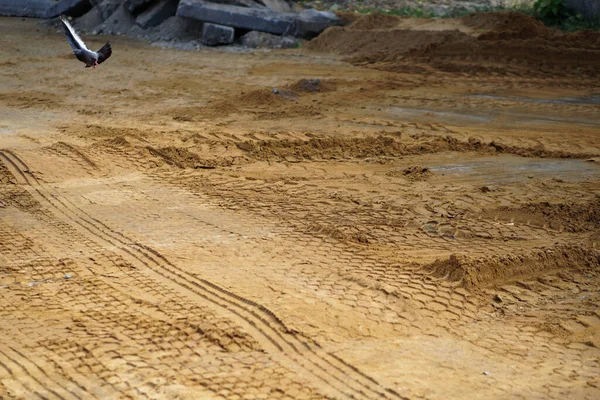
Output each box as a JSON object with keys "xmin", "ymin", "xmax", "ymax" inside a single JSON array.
[
  {"xmin": 96, "ymin": 42, "xmax": 112, "ymax": 65},
  {"xmin": 60, "ymin": 15, "xmax": 89, "ymax": 51}
]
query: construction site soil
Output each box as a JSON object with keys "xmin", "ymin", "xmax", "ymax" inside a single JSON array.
[{"xmin": 1, "ymin": 11, "xmax": 599, "ymax": 400}]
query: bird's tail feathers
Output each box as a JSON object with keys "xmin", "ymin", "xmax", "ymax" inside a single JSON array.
[
  {"xmin": 96, "ymin": 42, "xmax": 112, "ymax": 65},
  {"xmin": 97, "ymin": 42, "xmax": 111, "ymax": 53}
]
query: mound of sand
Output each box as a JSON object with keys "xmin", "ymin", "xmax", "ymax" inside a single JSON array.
[
  {"xmin": 237, "ymin": 90, "xmax": 286, "ymax": 107},
  {"xmin": 462, "ymin": 11, "xmax": 552, "ymax": 39},
  {"xmin": 308, "ymin": 11, "xmax": 600, "ymax": 76}
]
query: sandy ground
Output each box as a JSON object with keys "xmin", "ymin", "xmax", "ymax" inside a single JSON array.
[{"xmin": 1, "ymin": 14, "xmax": 600, "ymax": 400}]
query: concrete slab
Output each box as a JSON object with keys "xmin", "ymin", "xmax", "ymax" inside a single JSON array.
[
  {"xmin": 296, "ymin": 9, "xmax": 342, "ymax": 39},
  {"xmin": 46, "ymin": 0, "xmax": 92, "ymax": 18},
  {"xmin": 125, "ymin": 0, "xmax": 155, "ymax": 14},
  {"xmin": 201, "ymin": 22, "xmax": 234, "ymax": 46},
  {"xmin": 178, "ymin": 0, "xmax": 342, "ymax": 38},
  {"xmin": 178, "ymin": 0, "xmax": 297, "ymax": 36},
  {"xmin": 0, "ymin": 0, "xmax": 52, "ymax": 18},
  {"xmin": 135, "ymin": 0, "xmax": 178, "ymax": 28}
]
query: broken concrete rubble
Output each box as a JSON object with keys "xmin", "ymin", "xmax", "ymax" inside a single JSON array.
[
  {"xmin": 177, "ymin": 0, "xmax": 342, "ymax": 39},
  {"xmin": 91, "ymin": 0, "xmax": 121, "ymax": 20},
  {"xmin": 1, "ymin": 0, "xmax": 339, "ymax": 49},
  {"xmin": 141, "ymin": 15, "xmax": 205, "ymax": 41},
  {"xmin": 95, "ymin": 3, "xmax": 137, "ymax": 34},
  {"xmin": 201, "ymin": 22, "xmax": 234, "ymax": 45},
  {"xmin": 178, "ymin": 0, "xmax": 297, "ymax": 36},
  {"xmin": 210, "ymin": 0, "xmax": 266, "ymax": 8},
  {"xmin": 240, "ymin": 30, "xmax": 299, "ymax": 48},
  {"xmin": 0, "ymin": 0, "xmax": 53, "ymax": 18},
  {"xmin": 135, "ymin": 0, "xmax": 178, "ymax": 28},
  {"xmin": 125, "ymin": 0, "xmax": 155, "ymax": 14},
  {"xmin": 296, "ymin": 9, "xmax": 341, "ymax": 39},
  {"xmin": 75, "ymin": 4, "xmax": 105, "ymax": 32},
  {"xmin": 46, "ymin": 0, "xmax": 93, "ymax": 18},
  {"xmin": 259, "ymin": 0, "xmax": 293, "ymax": 13}
]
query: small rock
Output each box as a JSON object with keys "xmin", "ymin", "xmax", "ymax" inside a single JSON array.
[
  {"xmin": 201, "ymin": 23, "xmax": 234, "ymax": 46},
  {"xmin": 482, "ymin": 371, "xmax": 491, "ymax": 376},
  {"xmin": 64, "ymin": 273, "xmax": 72, "ymax": 279},
  {"xmin": 240, "ymin": 30, "xmax": 300, "ymax": 49}
]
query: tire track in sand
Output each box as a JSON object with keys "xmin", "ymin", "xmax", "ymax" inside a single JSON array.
[{"xmin": 0, "ymin": 149, "xmax": 407, "ymax": 400}]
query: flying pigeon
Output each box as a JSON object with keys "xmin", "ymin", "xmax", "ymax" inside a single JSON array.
[{"xmin": 60, "ymin": 15, "xmax": 111, "ymax": 69}]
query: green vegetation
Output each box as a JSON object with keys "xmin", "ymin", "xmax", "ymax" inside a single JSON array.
[
  {"xmin": 531, "ymin": 0, "xmax": 600, "ymax": 31},
  {"xmin": 533, "ymin": 0, "xmax": 568, "ymax": 23}
]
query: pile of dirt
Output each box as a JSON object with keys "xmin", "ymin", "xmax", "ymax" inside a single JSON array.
[
  {"xmin": 166, "ymin": 101, "xmax": 240, "ymax": 121},
  {"xmin": 242, "ymin": 136, "xmax": 409, "ymax": 160},
  {"xmin": 461, "ymin": 11, "xmax": 552, "ymax": 40},
  {"xmin": 237, "ymin": 90, "xmax": 287, "ymax": 107},
  {"xmin": 308, "ymin": 25, "xmax": 461, "ymax": 59},
  {"xmin": 427, "ymin": 245, "xmax": 600, "ymax": 289},
  {"xmin": 307, "ymin": 11, "xmax": 600, "ymax": 76}
]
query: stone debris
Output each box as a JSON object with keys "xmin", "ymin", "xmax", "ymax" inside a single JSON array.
[
  {"xmin": 178, "ymin": 0, "xmax": 342, "ymax": 39},
  {"xmin": 2, "ymin": 0, "xmax": 342, "ymax": 48},
  {"xmin": 0, "ymin": 0, "xmax": 56, "ymax": 18},
  {"xmin": 240, "ymin": 30, "xmax": 299, "ymax": 48},
  {"xmin": 135, "ymin": 0, "xmax": 179, "ymax": 28},
  {"xmin": 125, "ymin": 0, "xmax": 155, "ymax": 14},
  {"xmin": 177, "ymin": 0, "xmax": 298, "ymax": 36},
  {"xmin": 93, "ymin": 0, "xmax": 122, "ymax": 21},
  {"xmin": 201, "ymin": 22, "xmax": 235, "ymax": 45},
  {"xmin": 46, "ymin": 0, "xmax": 93, "ymax": 18}
]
